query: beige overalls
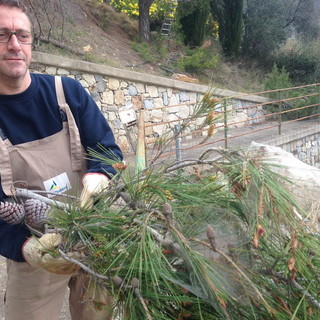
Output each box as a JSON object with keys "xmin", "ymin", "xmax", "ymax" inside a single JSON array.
[{"xmin": 0, "ymin": 77, "xmax": 112, "ymax": 320}]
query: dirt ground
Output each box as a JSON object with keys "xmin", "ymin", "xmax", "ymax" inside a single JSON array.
[{"xmin": 27, "ymin": 0, "xmax": 165, "ymax": 77}]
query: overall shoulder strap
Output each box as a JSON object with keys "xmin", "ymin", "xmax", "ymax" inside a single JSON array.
[
  {"xmin": 54, "ymin": 76, "xmax": 84, "ymax": 172},
  {"xmin": 55, "ymin": 76, "xmax": 67, "ymax": 106},
  {"xmin": 0, "ymin": 137, "xmax": 14, "ymax": 196}
]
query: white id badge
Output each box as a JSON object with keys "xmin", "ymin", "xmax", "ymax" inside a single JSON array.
[{"xmin": 43, "ymin": 172, "xmax": 71, "ymax": 198}]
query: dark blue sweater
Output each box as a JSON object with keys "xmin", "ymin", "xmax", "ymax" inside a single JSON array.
[{"xmin": 0, "ymin": 73, "xmax": 123, "ymax": 262}]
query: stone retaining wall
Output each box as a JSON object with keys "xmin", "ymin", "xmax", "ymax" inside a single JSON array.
[
  {"xmin": 281, "ymin": 133, "xmax": 320, "ymax": 167},
  {"xmin": 266, "ymin": 125, "xmax": 320, "ymax": 167},
  {"xmin": 31, "ymin": 52, "xmax": 269, "ymax": 153}
]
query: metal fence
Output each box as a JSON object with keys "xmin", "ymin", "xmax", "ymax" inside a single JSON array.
[{"xmin": 128, "ymin": 83, "xmax": 320, "ymax": 167}]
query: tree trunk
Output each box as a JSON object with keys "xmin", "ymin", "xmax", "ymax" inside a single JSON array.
[{"xmin": 139, "ymin": 0, "xmax": 154, "ymax": 42}]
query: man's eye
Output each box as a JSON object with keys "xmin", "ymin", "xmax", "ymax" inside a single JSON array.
[
  {"xmin": 0, "ymin": 30, "xmax": 9, "ymax": 40},
  {"xmin": 20, "ymin": 34, "xmax": 29, "ymax": 39}
]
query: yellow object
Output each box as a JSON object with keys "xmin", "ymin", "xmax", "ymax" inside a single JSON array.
[
  {"xmin": 79, "ymin": 173, "xmax": 110, "ymax": 209},
  {"xmin": 135, "ymin": 109, "xmax": 146, "ymax": 173},
  {"xmin": 22, "ymin": 234, "xmax": 82, "ymax": 274}
]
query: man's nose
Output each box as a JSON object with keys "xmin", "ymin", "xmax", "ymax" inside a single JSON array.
[{"xmin": 7, "ymin": 34, "xmax": 21, "ymax": 50}]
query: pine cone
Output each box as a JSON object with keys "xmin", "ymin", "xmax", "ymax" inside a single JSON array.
[
  {"xmin": 0, "ymin": 202, "xmax": 25, "ymax": 224},
  {"xmin": 162, "ymin": 202, "xmax": 172, "ymax": 218},
  {"xmin": 24, "ymin": 199, "xmax": 51, "ymax": 230},
  {"xmin": 206, "ymin": 225, "xmax": 217, "ymax": 251}
]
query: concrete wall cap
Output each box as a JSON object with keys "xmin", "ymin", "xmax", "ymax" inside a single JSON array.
[{"xmin": 31, "ymin": 51, "xmax": 270, "ymax": 104}]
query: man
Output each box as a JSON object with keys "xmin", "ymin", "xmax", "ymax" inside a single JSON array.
[{"xmin": 0, "ymin": 0, "xmax": 123, "ymax": 319}]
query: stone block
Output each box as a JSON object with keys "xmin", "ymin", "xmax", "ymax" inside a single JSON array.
[
  {"xmin": 146, "ymin": 85, "xmax": 158, "ymax": 98},
  {"xmin": 82, "ymin": 74, "xmax": 96, "ymax": 86},
  {"xmin": 115, "ymin": 90, "xmax": 125, "ymax": 105},
  {"xmin": 57, "ymin": 68, "xmax": 69, "ymax": 76},
  {"xmin": 46, "ymin": 67, "xmax": 57, "ymax": 75},
  {"xmin": 101, "ymin": 91, "xmax": 114, "ymax": 104},
  {"xmin": 108, "ymin": 78, "xmax": 120, "ymax": 90}
]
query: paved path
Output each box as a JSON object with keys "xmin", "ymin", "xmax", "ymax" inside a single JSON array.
[
  {"xmin": 138, "ymin": 119, "xmax": 320, "ymax": 165},
  {"xmin": 0, "ymin": 119, "xmax": 319, "ymax": 319},
  {"xmin": 210, "ymin": 119, "xmax": 320, "ymax": 149}
]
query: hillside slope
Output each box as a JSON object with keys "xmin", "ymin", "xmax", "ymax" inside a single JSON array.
[
  {"xmin": 27, "ymin": 0, "xmax": 265, "ymax": 92},
  {"xmin": 29, "ymin": 0, "xmax": 161, "ymax": 75}
]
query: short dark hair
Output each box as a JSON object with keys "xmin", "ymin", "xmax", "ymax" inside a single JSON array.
[{"xmin": 0, "ymin": 0, "xmax": 27, "ymax": 13}]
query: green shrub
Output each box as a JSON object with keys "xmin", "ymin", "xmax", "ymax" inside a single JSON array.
[
  {"xmin": 264, "ymin": 64, "xmax": 320, "ymax": 120},
  {"xmin": 264, "ymin": 64, "xmax": 292, "ymax": 98},
  {"xmin": 271, "ymin": 39, "xmax": 320, "ymax": 85},
  {"xmin": 272, "ymin": 53, "xmax": 319, "ymax": 84},
  {"xmin": 175, "ymin": 47, "xmax": 218, "ymax": 74},
  {"xmin": 132, "ymin": 35, "xmax": 170, "ymax": 63},
  {"xmin": 131, "ymin": 41, "xmax": 153, "ymax": 62}
]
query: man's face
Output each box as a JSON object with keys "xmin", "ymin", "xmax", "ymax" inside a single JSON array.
[{"xmin": 0, "ymin": 6, "xmax": 32, "ymax": 82}]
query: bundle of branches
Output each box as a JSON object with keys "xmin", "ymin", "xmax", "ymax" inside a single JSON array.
[
  {"xmin": 5, "ymin": 95, "xmax": 320, "ymax": 319},
  {"xmin": 8, "ymin": 142, "xmax": 318, "ymax": 320}
]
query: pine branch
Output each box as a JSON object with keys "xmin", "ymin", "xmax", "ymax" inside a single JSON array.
[{"xmin": 262, "ymin": 270, "xmax": 320, "ymax": 309}]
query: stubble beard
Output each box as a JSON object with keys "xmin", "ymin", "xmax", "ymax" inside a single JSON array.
[{"xmin": 0, "ymin": 56, "xmax": 30, "ymax": 83}]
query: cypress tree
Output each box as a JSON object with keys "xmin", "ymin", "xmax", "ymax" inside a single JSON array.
[
  {"xmin": 210, "ymin": 0, "xmax": 244, "ymax": 58},
  {"xmin": 177, "ymin": 0, "xmax": 211, "ymax": 47}
]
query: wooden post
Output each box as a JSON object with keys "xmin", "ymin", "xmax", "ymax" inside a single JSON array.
[{"xmin": 135, "ymin": 109, "xmax": 146, "ymax": 172}]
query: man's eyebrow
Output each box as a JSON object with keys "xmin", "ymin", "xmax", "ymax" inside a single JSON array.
[{"xmin": 0, "ymin": 28, "xmax": 31, "ymax": 32}]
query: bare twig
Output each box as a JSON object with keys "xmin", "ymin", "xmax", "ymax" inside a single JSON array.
[
  {"xmin": 165, "ymin": 159, "xmax": 218, "ymax": 173},
  {"xmin": 58, "ymin": 249, "xmax": 109, "ymax": 281},
  {"xmin": 15, "ymin": 188, "xmax": 70, "ymax": 210},
  {"xmin": 57, "ymin": 0, "xmax": 65, "ymax": 40},
  {"xmin": 26, "ymin": 0, "xmax": 44, "ymax": 39},
  {"xmin": 60, "ymin": 248, "xmax": 153, "ymax": 320},
  {"xmin": 199, "ymin": 147, "xmax": 238, "ymax": 160},
  {"xmin": 132, "ymin": 278, "xmax": 153, "ymax": 320}
]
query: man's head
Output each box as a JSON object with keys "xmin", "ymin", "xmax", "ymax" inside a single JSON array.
[{"xmin": 0, "ymin": 0, "xmax": 32, "ymax": 93}]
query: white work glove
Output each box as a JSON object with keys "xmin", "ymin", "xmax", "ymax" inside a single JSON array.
[
  {"xmin": 22, "ymin": 233, "xmax": 83, "ymax": 275},
  {"xmin": 79, "ymin": 173, "xmax": 110, "ymax": 209}
]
